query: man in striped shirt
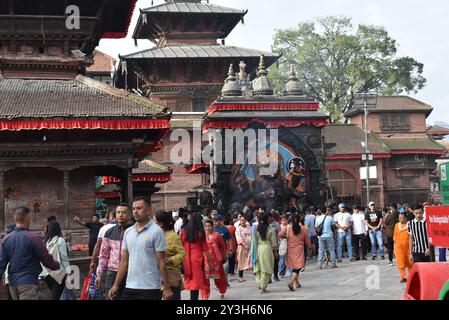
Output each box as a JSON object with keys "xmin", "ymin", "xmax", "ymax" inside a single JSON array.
[{"xmin": 408, "ymin": 204, "xmax": 431, "ymax": 263}]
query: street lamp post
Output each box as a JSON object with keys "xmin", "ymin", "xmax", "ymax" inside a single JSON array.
[{"xmin": 354, "ymin": 93, "xmax": 378, "ymax": 206}]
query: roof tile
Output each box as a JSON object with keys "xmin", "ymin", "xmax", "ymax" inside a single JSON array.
[{"xmin": 0, "ymin": 75, "xmax": 168, "ymax": 119}]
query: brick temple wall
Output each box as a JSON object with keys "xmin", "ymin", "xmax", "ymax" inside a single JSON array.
[{"xmin": 3, "ymin": 167, "xmax": 96, "ymax": 239}]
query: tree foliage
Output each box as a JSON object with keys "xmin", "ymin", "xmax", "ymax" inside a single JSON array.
[{"xmin": 269, "ymin": 16, "xmax": 426, "ymax": 123}]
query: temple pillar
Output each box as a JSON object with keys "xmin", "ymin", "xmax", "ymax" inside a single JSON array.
[
  {"xmin": 63, "ymin": 170, "xmax": 70, "ymax": 229},
  {"xmin": 127, "ymin": 168, "xmax": 133, "ymax": 207}
]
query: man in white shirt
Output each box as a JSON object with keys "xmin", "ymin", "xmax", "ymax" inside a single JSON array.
[
  {"xmin": 352, "ymin": 205, "xmax": 368, "ymax": 261},
  {"xmin": 333, "ymin": 203, "xmax": 353, "ymax": 262},
  {"xmin": 172, "ymin": 211, "xmax": 183, "ymax": 235}
]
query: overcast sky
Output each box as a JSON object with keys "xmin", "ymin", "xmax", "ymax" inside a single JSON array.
[{"xmin": 99, "ymin": 0, "xmax": 449, "ymax": 126}]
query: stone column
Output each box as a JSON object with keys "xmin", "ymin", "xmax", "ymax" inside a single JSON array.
[
  {"xmin": 127, "ymin": 168, "xmax": 133, "ymax": 207},
  {"xmin": 64, "ymin": 170, "xmax": 70, "ymax": 229}
]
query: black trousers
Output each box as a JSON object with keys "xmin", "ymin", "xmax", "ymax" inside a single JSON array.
[
  {"xmin": 228, "ymin": 253, "xmax": 236, "ymax": 274},
  {"xmin": 352, "ymin": 234, "xmax": 367, "ymax": 258},
  {"xmin": 239, "ymin": 270, "xmax": 244, "ymax": 278},
  {"xmin": 387, "ymin": 237, "xmax": 394, "ymax": 261},
  {"xmin": 273, "ymin": 256, "xmax": 279, "ymax": 279},
  {"xmin": 413, "ymin": 253, "xmax": 431, "ymax": 263},
  {"xmin": 190, "ymin": 290, "xmax": 199, "ymax": 300},
  {"xmin": 104, "ymin": 270, "xmax": 126, "ymax": 300},
  {"xmin": 170, "ymin": 287, "xmax": 181, "ymax": 300},
  {"xmin": 120, "ymin": 288, "xmax": 162, "ymax": 300},
  {"xmin": 43, "ymin": 276, "xmax": 66, "ymax": 300}
]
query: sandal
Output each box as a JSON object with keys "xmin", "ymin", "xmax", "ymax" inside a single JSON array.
[
  {"xmin": 295, "ymin": 283, "xmax": 302, "ymax": 288},
  {"xmin": 288, "ymin": 283, "xmax": 295, "ymax": 291},
  {"xmin": 239, "ymin": 279, "xmax": 246, "ymax": 283},
  {"xmin": 260, "ymin": 289, "xmax": 269, "ymax": 294}
]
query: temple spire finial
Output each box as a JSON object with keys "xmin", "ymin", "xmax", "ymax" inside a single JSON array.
[
  {"xmin": 284, "ymin": 64, "xmax": 304, "ymax": 96},
  {"xmin": 221, "ymin": 63, "xmax": 242, "ymax": 97},
  {"xmin": 252, "ymin": 55, "xmax": 273, "ymax": 96}
]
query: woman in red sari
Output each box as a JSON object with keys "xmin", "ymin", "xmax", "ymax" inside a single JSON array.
[
  {"xmin": 180, "ymin": 213, "xmax": 213, "ymax": 300},
  {"xmin": 201, "ymin": 220, "xmax": 228, "ymax": 300}
]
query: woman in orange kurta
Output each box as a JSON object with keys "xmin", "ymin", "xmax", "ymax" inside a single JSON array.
[
  {"xmin": 279, "ymin": 213, "xmax": 312, "ymax": 291},
  {"xmin": 393, "ymin": 212, "xmax": 413, "ymax": 282},
  {"xmin": 180, "ymin": 213, "xmax": 213, "ymax": 300}
]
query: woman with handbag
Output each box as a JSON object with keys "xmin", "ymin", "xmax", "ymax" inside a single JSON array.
[
  {"xmin": 156, "ymin": 211, "xmax": 186, "ymax": 300},
  {"xmin": 41, "ymin": 220, "xmax": 70, "ymax": 300},
  {"xmin": 201, "ymin": 220, "xmax": 228, "ymax": 300}
]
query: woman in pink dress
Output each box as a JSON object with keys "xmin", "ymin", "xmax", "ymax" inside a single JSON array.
[
  {"xmin": 279, "ymin": 213, "xmax": 312, "ymax": 291},
  {"xmin": 180, "ymin": 213, "xmax": 213, "ymax": 300},
  {"xmin": 201, "ymin": 220, "xmax": 227, "ymax": 300},
  {"xmin": 235, "ymin": 214, "xmax": 252, "ymax": 282}
]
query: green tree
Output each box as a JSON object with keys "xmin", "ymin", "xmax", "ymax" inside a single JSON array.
[{"xmin": 269, "ymin": 16, "xmax": 426, "ymax": 123}]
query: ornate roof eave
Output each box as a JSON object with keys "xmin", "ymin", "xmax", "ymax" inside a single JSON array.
[{"xmin": 133, "ymin": 3, "xmax": 248, "ymax": 41}]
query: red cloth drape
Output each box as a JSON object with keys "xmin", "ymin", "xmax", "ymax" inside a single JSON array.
[
  {"xmin": 202, "ymin": 119, "xmax": 329, "ymax": 132},
  {"xmin": 102, "ymin": 174, "xmax": 171, "ymax": 184},
  {"xmin": 186, "ymin": 163, "xmax": 209, "ymax": 174},
  {"xmin": 324, "ymin": 153, "xmax": 391, "ymax": 160},
  {"xmin": 391, "ymin": 150, "xmax": 446, "ymax": 155},
  {"xmin": 207, "ymin": 103, "xmax": 320, "ymax": 115},
  {"xmin": 0, "ymin": 119, "xmax": 170, "ymax": 131}
]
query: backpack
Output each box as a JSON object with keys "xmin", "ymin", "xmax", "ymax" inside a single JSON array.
[{"xmin": 316, "ymin": 216, "xmax": 327, "ymax": 237}]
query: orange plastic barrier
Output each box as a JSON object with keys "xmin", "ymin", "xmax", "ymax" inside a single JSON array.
[{"xmin": 403, "ymin": 263, "xmax": 449, "ymax": 300}]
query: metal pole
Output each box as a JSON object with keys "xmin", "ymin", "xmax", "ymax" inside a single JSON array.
[{"xmin": 365, "ymin": 105, "xmax": 370, "ymax": 206}]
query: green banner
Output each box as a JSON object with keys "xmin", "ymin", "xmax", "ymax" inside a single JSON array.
[{"xmin": 441, "ymin": 162, "xmax": 449, "ymax": 205}]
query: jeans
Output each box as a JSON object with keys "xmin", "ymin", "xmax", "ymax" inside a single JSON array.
[
  {"xmin": 337, "ymin": 231, "xmax": 353, "ymax": 259},
  {"xmin": 368, "ymin": 230, "xmax": 385, "ymax": 257},
  {"xmin": 278, "ymin": 254, "xmax": 287, "ymax": 277},
  {"xmin": 438, "ymin": 247, "xmax": 447, "ymax": 262},
  {"xmin": 318, "ymin": 236, "xmax": 337, "ymax": 266}
]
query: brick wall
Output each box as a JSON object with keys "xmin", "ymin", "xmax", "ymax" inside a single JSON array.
[{"xmin": 3, "ymin": 167, "xmax": 95, "ymax": 236}]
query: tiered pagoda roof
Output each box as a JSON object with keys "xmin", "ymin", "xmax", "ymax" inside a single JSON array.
[{"xmin": 133, "ymin": 0, "xmax": 247, "ymax": 43}]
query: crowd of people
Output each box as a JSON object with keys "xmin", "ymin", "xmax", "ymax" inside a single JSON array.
[{"xmin": 0, "ymin": 198, "xmax": 447, "ymax": 300}]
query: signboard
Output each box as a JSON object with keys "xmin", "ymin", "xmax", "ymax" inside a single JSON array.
[
  {"xmin": 441, "ymin": 162, "xmax": 449, "ymax": 205},
  {"xmin": 427, "ymin": 206, "xmax": 449, "ymax": 248},
  {"xmin": 359, "ymin": 166, "xmax": 377, "ymax": 180},
  {"xmin": 353, "ymin": 93, "xmax": 378, "ymax": 109}
]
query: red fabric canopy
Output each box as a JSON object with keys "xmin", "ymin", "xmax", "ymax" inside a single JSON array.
[
  {"xmin": 207, "ymin": 103, "xmax": 320, "ymax": 115},
  {"xmin": 202, "ymin": 119, "xmax": 328, "ymax": 132},
  {"xmin": 324, "ymin": 153, "xmax": 391, "ymax": 160},
  {"xmin": 186, "ymin": 163, "xmax": 210, "ymax": 175},
  {"xmin": 391, "ymin": 150, "xmax": 446, "ymax": 155},
  {"xmin": 102, "ymin": 174, "xmax": 171, "ymax": 184},
  {"xmin": 0, "ymin": 119, "xmax": 170, "ymax": 131},
  {"xmin": 102, "ymin": 0, "xmax": 137, "ymax": 39}
]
